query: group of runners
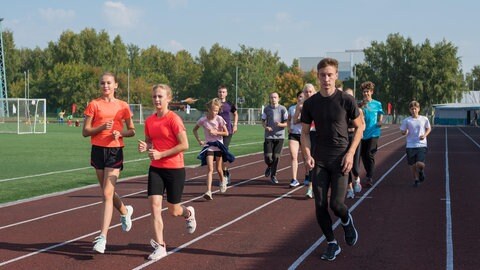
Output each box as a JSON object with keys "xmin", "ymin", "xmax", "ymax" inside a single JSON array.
[{"xmin": 82, "ymin": 57, "xmax": 431, "ymax": 261}]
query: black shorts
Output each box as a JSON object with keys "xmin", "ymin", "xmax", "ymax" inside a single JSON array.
[
  {"xmin": 206, "ymin": 150, "xmax": 222, "ymax": 157},
  {"xmin": 90, "ymin": 145, "xmax": 124, "ymax": 170},
  {"xmin": 148, "ymin": 166, "xmax": 186, "ymax": 204},
  {"xmin": 406, "ymin": 147, "xmax": 427, "ymax": 165},
  {"xmin": 288, "ymin": 133, "xmax": 301, "ymax": 142}
]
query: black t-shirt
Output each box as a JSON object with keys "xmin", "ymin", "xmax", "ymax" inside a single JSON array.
[{"xmin": 300, "ymin": 89, "xmax": 360, "ymax": 161}]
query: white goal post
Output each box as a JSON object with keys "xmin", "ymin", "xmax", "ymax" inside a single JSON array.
[
  {"xmin": 0, "ymin": 98, "xmax": 47, "ymax": 134},
  {"xmin": 129, "ymin": 104, "xmax": 144, "ymax": 125}
]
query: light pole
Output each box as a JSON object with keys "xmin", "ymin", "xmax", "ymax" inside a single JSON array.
[
  {"xmin": 345, "ymin": 49, "xmax": 364, "ymax": 98},
  {"xmin": 127, "ymin": 68, "xmax": 130, "ymax": 104},
  {"xmin": 235, "ymin": 66, "xmax": 238, "ymax": 108},
  {"xmin": 473, "ymin": 77, "xmax": 476, "ymax": 91}
]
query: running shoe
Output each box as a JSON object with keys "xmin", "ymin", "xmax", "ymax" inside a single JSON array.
[
  {"xmin": 364, "ymin": 177, "xmax": 373, "ymax": 188},
  {"xmin": 148, "ymin": 239, "xmax": 167, "ymax": 260},
  {"xmin": 320, "ymin": 242, "xmax": 341, "ymax": 261},
  {"xmin": 270, "ymin": 176, "xmax": 279, "ymax": 184},
  {"xmin": 342, "ymin": 212, "xmax": 358, "ymax": 246},
  {"xmin": 92, "ymin": 235, "xmax": 107, "ymax": 254},
  {"xmin": 203, "ymin": 191, "xmax": 213, "ymax": 200},
  {"xmin": 306, "ymin": 187, "xmax": 313, "ymax": 198},
  {"xmin": 185, "ymin": 206, "xmax": 197, "ymax": 234},
  {"xmin": 289, "ymin": 179, "xmax": 300, "ymax": 187},
  {"xmin": 418, "ymin": 170, "xmax": 425, "ymax": 182},
  {"xmin": 120, "ymin": 205, "xmax": 133, "ymax": 232},
  {"xmin": 346, "ymin": 189, "xmax": 354, "ymax": 199},
  {"xmin": 353, "ymin": 177, "xmax": 362, "ymax": 193},
  {"xmin": 220, "ymin": 178, "xmax": 227, "ymax": 193},
  {"xmin": 225, "ymin": 169, "xmax": 231, "ymax": 185},
  {"xmin": 265, "ymin": 167, "xmax": 271, "ymax": 177}
]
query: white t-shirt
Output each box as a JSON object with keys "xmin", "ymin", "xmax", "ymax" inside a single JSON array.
[
  {"xmin": 288, "ymin": 104, "xmax": 302, "ymax": 135},
  {"xmin": 400, "ymin": 115, "xmax": 431, "ymax": 148}
]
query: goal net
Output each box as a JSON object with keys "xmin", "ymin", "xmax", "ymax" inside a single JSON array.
[
  {"xmin": 0, "ymin": 98, "xmax": 47, "ymax": 134},
  {"xmin": 129, "ymin": 104, "xmax": 144, "ymax": 124}
]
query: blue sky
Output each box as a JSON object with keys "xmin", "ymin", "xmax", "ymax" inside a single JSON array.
[{"xmin": 2, "ymin": 0, "xmax": 479, "ymax": 73}]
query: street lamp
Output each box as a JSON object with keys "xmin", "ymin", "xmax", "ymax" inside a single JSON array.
[
  {"xmin": 473, "ymin": 77, "xmax": 476, "ymax": 91},
  {"xmin": 235, "ymin": 66, "xmax": 238, "ymax": 108}
]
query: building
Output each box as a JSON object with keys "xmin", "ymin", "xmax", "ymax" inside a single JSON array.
[{"xmin": 298, "ymin": 50, "xmax": 365, "ymax": 81}]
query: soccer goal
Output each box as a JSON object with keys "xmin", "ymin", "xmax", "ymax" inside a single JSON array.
[
  {"xmin": 0, "ymin": 98, "xmax": 47, "ymax": 134},
  {"xmin": 129, "ymin": 104, "xmax": 144, "ymax": 124}
]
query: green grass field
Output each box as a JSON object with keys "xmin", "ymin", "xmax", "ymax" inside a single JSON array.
[{"xmin": 0, "ymin": 122, "xmax": 266, "ymax": 204}]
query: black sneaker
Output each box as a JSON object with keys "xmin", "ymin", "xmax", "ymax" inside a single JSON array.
[
  {"xmin": 265, "ymin": 167, "xmax": 271, "ymax": 177},
  {"xmin": 418, "ymin": 170, "xmax": 425, "ymax": 182},
  {"xmin": 414, "ymin": 179, "xmax": 420, "ymax": 187},
  {"xmin": 342, "ymin": 213, "xmax": 358, "ymax": 246},
  {"xmin": 270, "ymin": 176, "xmax": 279, "ymax": 184},
  {"xmin": 320, "ymin": 242, "xmax": 341, "ymax": 261}
]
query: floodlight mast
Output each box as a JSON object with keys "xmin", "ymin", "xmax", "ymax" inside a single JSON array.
[{"xmin": 0, "ymin": 17, "xmax": 10, "ymax": 117}]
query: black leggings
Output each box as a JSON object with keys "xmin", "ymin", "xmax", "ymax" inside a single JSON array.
[
  {"xmin": 312, "ymin": 158, "xmax": 350, "ymax": 242},
  {"xmin": 348, "ymin": 133, "xmax": 361, "ymax": 183},
  {"xmin": 360, "ymin": 137, "xmax": 379, "ymax": 178},
  {"xmin": 263, "ymin": 139, "xmax": 284, "ymax": 177}
]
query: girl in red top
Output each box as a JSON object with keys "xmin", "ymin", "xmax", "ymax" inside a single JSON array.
[
  {"xmin": 82, "ymin": 72, "xmax": 136, "ymax": 254},
  {"xmin": 138, "ymin": 84, "xmax": 197, "ymax": 260}
]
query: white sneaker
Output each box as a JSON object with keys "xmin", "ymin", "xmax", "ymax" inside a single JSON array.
[
  {"xmin": 185, "ymin": 206, "xmax": 197, "ymax": 234},
  {"xmin": 203, "ymin": 191, "xmax": 213, "ymax": 200},
  {"xmin": 120, "ymin": 205, "xmax": 133, "ymax": 232},
  {"xmin": 346, "ymin": 189, "xmax": 355, "ymax": 199},
  {"xmin": 148, "ymin": 239, "xmax": 167, "ymax": 260},
  {"xmin": 353, "ymin": 177, "xmax": 362, "ymax": 193},
  {"xmin": 220, "ymin": 178, "xmax": 227, "ymax": 193},
  {"xmin": 305, "ymin": 187, "xmax": 313, "ymax": 199},
  {"xmin": 92, "ymin": 235, "xmax": 106, "ymax": 254}
]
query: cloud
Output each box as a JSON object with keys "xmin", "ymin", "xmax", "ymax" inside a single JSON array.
[
  {"xmin": 168, "ymin": 40, "xmax": 184, "ymax": 52},
  {"xmin": 103, "ymin": 1, "xmax": 141, "ymax": 29},
  {"xmin": 39, "ymin": 8, "xmax": 76, "ymax": 22}
]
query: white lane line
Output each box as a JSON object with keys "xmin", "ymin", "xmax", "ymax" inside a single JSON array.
[
  {"xmin": 0, "ymin": 157, "xmax": 268, "ymax": 230},
  {"xmin": 0, "ymin": 142, "xmax": 263, "ymax": 183},
  {"xmin": 445, "ymin": 128, "xmax": 453, "ymax": 270},
  {"xmin": 0, "ymin": 159, "xmax": 293, "ymax": 267},
  {"xmin": 287, "ymin": 135, "xmax": 405, "ymax": 269}
]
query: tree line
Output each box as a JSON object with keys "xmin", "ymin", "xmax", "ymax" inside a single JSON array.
[{"xmin": 2, "ymin": 28, "xmax": 478, "ymax": 116}]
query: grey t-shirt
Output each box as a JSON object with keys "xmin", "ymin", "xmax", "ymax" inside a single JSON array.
[{"xmin": 262, "ymin": 104, "xmax": 288, "ymax": 139}]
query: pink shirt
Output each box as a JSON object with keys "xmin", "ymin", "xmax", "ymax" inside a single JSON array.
[{"xmin": 196, "ymin": 115, "xmax": 226, "ymax": 151}]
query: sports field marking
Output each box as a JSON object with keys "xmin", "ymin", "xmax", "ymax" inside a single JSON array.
[
  {"xmin": 0, "ymin": 156, "xmax": 293, "ymax": 267},
  {"xmin": 0, "ymin": 152, "xmax": 273, "ymax": 229},
  {"xmin": 287, "ymin": 135, "xmax": 405, "ymax": 269},
  {"xmin": 0, "ymin": 141, "xmax": 263, "ymax": 183}
]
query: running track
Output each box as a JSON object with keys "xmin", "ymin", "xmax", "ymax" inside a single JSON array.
[{"xmin": 1, "ymin": 125, "xmax": 479, "ymax": 270}]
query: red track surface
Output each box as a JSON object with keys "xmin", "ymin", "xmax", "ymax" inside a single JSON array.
[{"xmin": 1, "ymin": 125, "xmax": 479, "ymax": 270}]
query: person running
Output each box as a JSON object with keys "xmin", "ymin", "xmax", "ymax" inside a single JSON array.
[
  {"xmin": 300, "ymin": 58, "xmax": 364, "ymax": 261},
  {"xmin": 82, "ymin": 72, "xmax": 136, "ymax": 254},
  {"xmin": 262, "ymin": 92, "xmax": 288, "ymax": 184},
  {"xmin": 360, "ymin": 81, "xmax": 384, "ymax": 187},
  {"xmin": 193, "ymin": 98, "xmax": 230, "ymax": 200},
  {"xmin": 287, "ymin": 91, "xmax": 308, "ymax": 188},
  {"xmin": 400, "ymin": 101, "xmax": 431, "ymax": 187},
  {"xmin": 345, "ymin": 88, "xmax": 364, "ymax": 198},
  {"xmin": 293, "ymin": 83, "xmax": 317, "ymax": 198},
  {"xmin": 217, "ymin": 85, "xmax": 238, "ymax": 185},
  {"xmin": 138, "ymin": 84, "xmax": 196, "ymax": 260}
]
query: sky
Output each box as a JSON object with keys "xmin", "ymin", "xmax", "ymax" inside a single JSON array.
[{"xmin": 1, "ymin": 0, "xmax": 479, "ymax": 74}]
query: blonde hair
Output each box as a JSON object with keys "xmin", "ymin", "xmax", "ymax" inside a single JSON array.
[
  {"xmin": 152, "ymin": 84, "xmax": 173, "ymax": 98},
  {"xmin": 206, "ymin": 98, "xmax": 222, "ymax": 110}
]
